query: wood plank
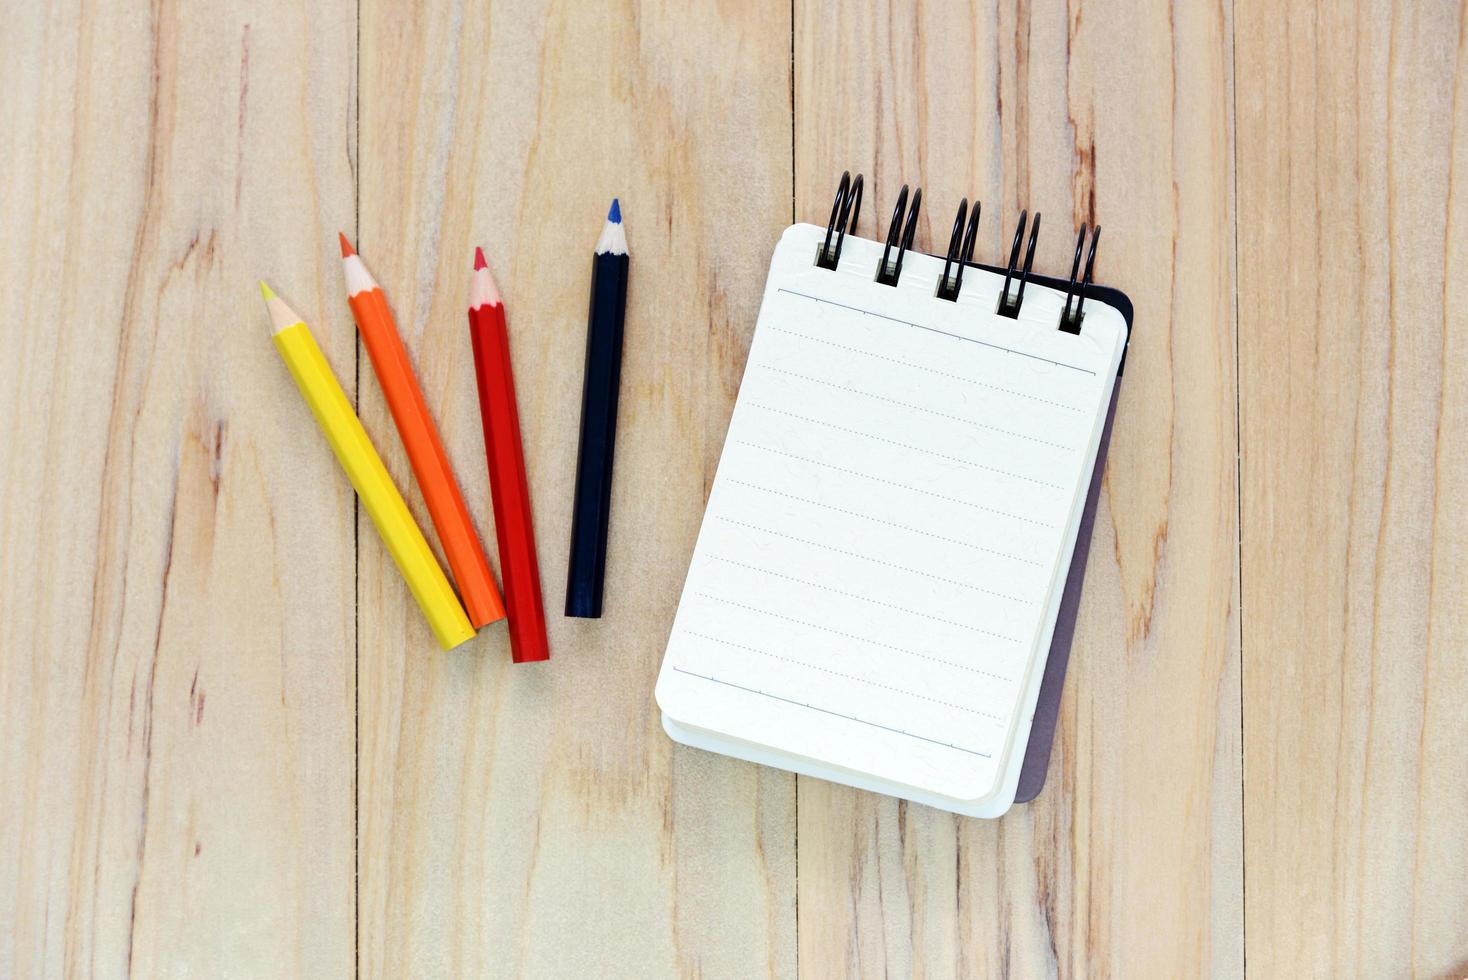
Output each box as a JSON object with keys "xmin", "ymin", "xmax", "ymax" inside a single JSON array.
[
  {"xmin": 1236, "ymin": 2, "xmax": 1468, "ymax": 976},
  {"xmin": 354, "ymin": 1, "xmax": 795, "ymax": 975},
  {"xmin": 0, "ymin": 2, "xmax": 357, "ymax": 976},
  {"xmin": 792, "ymin": 1, "xmax": 1243, "ymax": 976}
]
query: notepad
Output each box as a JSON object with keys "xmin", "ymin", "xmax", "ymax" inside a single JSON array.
[{"xmin": 656, "ymin": 219, "xmax": 1130, "ymax": 817}]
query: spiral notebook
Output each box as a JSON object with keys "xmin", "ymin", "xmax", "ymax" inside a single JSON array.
[{"xmin": 655, "ymin": 176, "xmax": 1132, "ymax": 817}]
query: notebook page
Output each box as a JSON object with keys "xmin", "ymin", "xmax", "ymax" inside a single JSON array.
[{"xmin": 656, "ymin": 223, "xmax": 1125, "ymax": 802}]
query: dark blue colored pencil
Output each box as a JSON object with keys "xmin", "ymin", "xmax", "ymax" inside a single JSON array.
[{"xmin": 566, "ymin": 199, "xmax": 629, "ymax": 618}]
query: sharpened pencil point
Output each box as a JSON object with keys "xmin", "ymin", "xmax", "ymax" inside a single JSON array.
[
  {"xmin": 338, "ymin": 232, "xmax": 355, "ymax": 258},
  {"xmin": 595, "ymin": 202, "xmax": 629, "ymax": 256},
  {"xmin": 469, "ymin": 250, "xmax": 501, "ymax": 308},
  {"xmin": 259, "ymin": 281, "xmax": 276, "ymax": 302}
]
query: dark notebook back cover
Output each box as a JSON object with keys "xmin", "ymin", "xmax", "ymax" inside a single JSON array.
[
  {"xmin": 1014, "ymin": 383, "xmax": 1122, "ymax": 802},
  {"xmin": 943, "ymin": 261, "xmax": 1132, "ymax": 805},
  {"xmin": 986, "ymin": 269, "xmax": 1130, "ymax": 804}
]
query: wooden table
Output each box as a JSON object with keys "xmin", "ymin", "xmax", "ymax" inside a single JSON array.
[{"xmin": 3, "ymin": 1, "xmax": 1465, "ymax": 977}]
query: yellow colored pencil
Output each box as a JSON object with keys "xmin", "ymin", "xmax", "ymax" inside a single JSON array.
[{"xmin": 260, "ymin": 282, "xmax": 475, "ymax": 651}]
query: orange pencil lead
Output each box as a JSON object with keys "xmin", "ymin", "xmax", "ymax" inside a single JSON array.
[{"xmin": 338, "ymin": 232, "xmax": 355, "ymax": 258}]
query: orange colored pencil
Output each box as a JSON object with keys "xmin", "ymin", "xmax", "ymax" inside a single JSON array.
[{"xmin": 339, "ymin": 233, "xmax": 506, "ymax": 629}]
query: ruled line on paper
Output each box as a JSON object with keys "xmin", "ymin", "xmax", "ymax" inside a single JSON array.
[
  {"xmin": 766, "ymin": 325, "xmax": 1086, "ymax": 412},
  {"xmin": 749, "ymin": 403, "xmax": 974, "ymax": 465},
  {"xmin": 707, "ymin": 553, "xmax": 1030, "ymax": 609},
  {"xmin": 683, "ymin": 632, "xmax": 1006, "ymax": 720},
  {"xmin": 760, "ymin": 365, "xmax": 1077, "ymax": 451},
  {"xmin": 748, "ymin": 404, "xmax": 1067, "ymax": 490},
  {"xmin": 671, "ymin": 667, "xmax": 995, "ymax": 757},
  {"xmin": 776, "ymin": 287, "xmax": 1097, "ymax": 375},
  {"xmin": 695, "ymin": 593, "xmax": 1021, "ymax": 661},
  {"xmin": 733, "ymin": 443, "xmax": 1055, "ymax": 531},
  {"xmin": 714, "ymin": 515, "xmax": 1042, "ymax": 573},
  {"xmin": 726, "ymin": 478, "xmax": 1053, "ymax": 551}
]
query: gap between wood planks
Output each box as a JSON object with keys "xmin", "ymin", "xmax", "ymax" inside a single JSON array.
[
  {"xmin": 353, "ymin": 0, "xmax": 362, "ymax": 975},
  {"xmin": 1229, "ymin": 11, "xmax": 1246, "ymax": 978}
]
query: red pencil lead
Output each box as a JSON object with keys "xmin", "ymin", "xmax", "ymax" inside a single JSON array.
[
  {"xmin": 338, "ymin": 232, "xmax": 355, "ymax": 258},
  {"xmin": 474, "ymin": 247, "xmax": 487, "ymax": 271}
]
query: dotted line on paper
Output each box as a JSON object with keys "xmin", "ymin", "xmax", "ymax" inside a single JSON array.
[
  {"xmin": 713, "ymin": 517, "xmax": 1039, "ymax": 587},
  {"xmin": 726, "ymin": 479, "xmax": 1053, "ymax": 555},
  {"xmin": 760, "ymin": 366, "xmax": 1076, "ymax": 451},
  {"xmin": 766, "ymin": 325, "xmax": 1085, "ymax": 412},
  {"xmin": 735, "ymin": 443, "xmax": 1054, "ymax": 529},
  {"xmin": 696, "ymin": 592, "xmax": 1020, "ymax": 664},
  {"xmin": 774, "ymin": 289, "xmax": 1098, "ymax": 375},
  {"xmin": 708, "ymin": 555, "xmax": 1029, "ymax": 622},
  {"xmin": 670, "ymin": 668, "xmax": 995, "ymax": 756},
  {"xmin": 685, "ymin": 631, "xmax": 1005, "ymax": 721},
  {"xmin": 751, "ymin": 403, "xmax": 971, "ymax": 465},
  {"xmin": 749, "ymin": 404, "xmax": 1065, "ymax": 490}
]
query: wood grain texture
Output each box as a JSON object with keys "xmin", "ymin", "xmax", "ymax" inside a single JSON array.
[
  {"xmin": 0, "ymin": 1, "xmax": 356, "ymax": 977},
  {"xmin": 793, "ymin": 1, "xmax": 1243, "ymax": 976},
  {"xmin": 1236, "ymin": 2, "xmax": 1468, "ymax": 977},
  {"xmin": 354, "ymin": 1, "xmax": 795, "ymax": 976},
  {"xmin": 7, "ymin": 0, "xmax": 1468, "ymax": 976}
]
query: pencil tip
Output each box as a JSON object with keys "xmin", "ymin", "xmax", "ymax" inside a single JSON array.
[
  {"xmin": 474, "ymin": 246, "xmax": 487, "ymax": 271},
  {"xmin": 259, "ymin": 280, "xmax": 276, "ymax": 302},
  {"xmin": 338, "ymin": 232, "xmax": 355, "ymax": 258},
  {"xmin": 608, "ymin": 198, "xmax": 621, "ymax": 223}
]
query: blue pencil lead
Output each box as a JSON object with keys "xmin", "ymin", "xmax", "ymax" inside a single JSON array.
[{"xmin": 595, "ymin": 199, "xmax": 629, "ymax": 255}]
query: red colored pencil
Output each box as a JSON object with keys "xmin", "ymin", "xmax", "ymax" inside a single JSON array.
[{"xmin": 467, "ymin": 249, "xmax": 549, "ymax": 663}]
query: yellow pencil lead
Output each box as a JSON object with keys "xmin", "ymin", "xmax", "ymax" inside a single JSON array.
[{"xmin": 259, "ymin": 280, "xmax": 277, "ymax": 302}]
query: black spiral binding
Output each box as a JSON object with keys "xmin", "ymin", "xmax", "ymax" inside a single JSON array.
[
  {"xmin": 1060, "ymin": 225, "xmax": 1101, "ymax": 334},
  {"xmin": 817, "ymin": 171, "xmax": 863, "ymax": 269},
  {"xmin": 938, "ymin": 198, "xmax": 981, "ymax": 301},
  {"xmin": 876, "ymin": 185, "xmax": 922, "ymax": 285},
  {"xmin": 997, "ymin": 210, "xmax": 1041, "ymax": 318},
  {"xmin": 819, "ymin": 175, "xmax": 1102, "ymax": 331}
]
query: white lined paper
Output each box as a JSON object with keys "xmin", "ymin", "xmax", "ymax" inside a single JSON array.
[{"xmin": 655, "ymin": 223, "xmax": 1126, "ymax": 805}]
